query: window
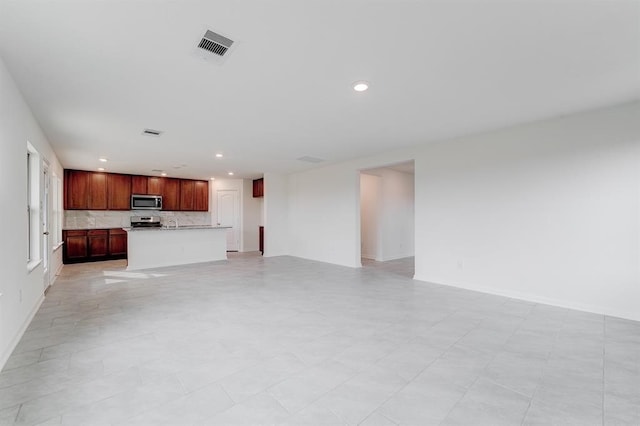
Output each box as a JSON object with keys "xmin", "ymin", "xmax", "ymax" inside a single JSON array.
[{"xmin": 27, "ymin": 142, "xmax": 40, "ymax": 267}]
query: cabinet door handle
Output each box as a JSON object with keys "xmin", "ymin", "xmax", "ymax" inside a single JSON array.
[{"xmin": 43, "ymin": 231, "xmax": 49, "ymax": 235}]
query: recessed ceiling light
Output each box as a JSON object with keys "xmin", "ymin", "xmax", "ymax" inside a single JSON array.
[
  {"xmin": 215, "ymin": 153, "xmax": 223, "ymax": 158},
  {"xmin": 353, "ymin": 81, "xmax": 369, "ymax": 92},
  {"xmin": 228, "ymin": 172, "xmax": 234, "ymax": 176},
  {"xmin": 210, "ymin": 177, "xmax": 215, "ymax": 180},
  {"xmin": 99, "ymin": 158, "xmax": 108, "ymax": 162},
  {"xmin": 98, "ymin": 167, "xmax": 105, "ymax": 171},
  {"xmin": 161, "ymin": 172, "xmax": 167, "ymax": 176}
]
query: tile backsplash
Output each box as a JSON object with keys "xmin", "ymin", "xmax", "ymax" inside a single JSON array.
[{"xmin": 64, "ymin": 210, "xmax": 212, "ymax": 230}]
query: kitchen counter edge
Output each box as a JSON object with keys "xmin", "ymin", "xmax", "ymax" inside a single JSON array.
[{"xmin": 124, "ymin": 225, "xmax": 231, "ymax": 232}]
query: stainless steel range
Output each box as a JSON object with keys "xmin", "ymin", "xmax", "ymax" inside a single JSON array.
[{"xmin": 130, "ymin": 216, "xmax": 162, "ymax": 228}]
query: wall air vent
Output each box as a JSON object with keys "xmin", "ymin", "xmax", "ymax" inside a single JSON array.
[
  {"xmin": 198, "ymin": 30, "xmax": 234, "ymax": 57},
  {"xmin": 142, "ymin": 129, "xmax": 163, "ymax": 137},
  {"xmin": 297, "ymin": 156, "xmax": 325, "ymax": 163}
]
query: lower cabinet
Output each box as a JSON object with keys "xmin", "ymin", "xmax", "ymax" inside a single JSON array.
[
  {"xmin": 65, "ymin": 230, "xmax": 89, "ymax": 261},
  {"xmin": 63, "ymin": 228, "xmax": 128, "ymax": 264},
  {"xmin": 109, "ymin": 229, "xmax": 128, "ymax": 256},
  {"xmin": 88, "ymin": 230, "xmax": 109, "ymax": 259}
]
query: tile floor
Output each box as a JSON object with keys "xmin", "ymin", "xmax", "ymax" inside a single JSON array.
[{"xmin": 0, "ymin": 254, "xmax": 638, "ymax": 425}]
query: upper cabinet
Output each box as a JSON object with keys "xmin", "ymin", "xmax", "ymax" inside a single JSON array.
[
  {"xmin": 162, "ymin": 178, "xmax": 180, "ymax": 211},
  {"xmin": 180, "ymin": 180, "xmax": 195, "ymax": 211},
  {"xmin": 194, "ymin": 181, "xmax": 209, "ymax": 211},
  {"xmin": 147, "ymin": 177, "xmax": 163, "ymax": 195},
  {"xmin": 253, "ymin": 178, "xmax": 264, "ymax": 198},
  {"xmin": 64, "ymin": 169, "xmax": 209, "ymax": 212},
  {"xmin": 89, "ymin": 172, "xmax": 108, "ymax": 209},
  {"xmin": 131, "ymin": 176, "xmax": 164, "ymax": 197},
  {"xmin": 180, "ymin": 180, "xmax": 208, "ymax": 211},
  {"xmin": 65, "ymin": 170, "xmax": 108, "ymax": 210},
  {"xmin": 107, "ymin": 174, "xmax": 132, "ymax": 210},
  {"xmin": 65, "ymin": 170, "xmax": 90, "ymax": 209},
  {"xmin": 131, "ymin": 175, "xmax": 148, "ymax": 194},
  {"xmin": 64, "ymin": 170, "xmax": 108, "ymax": 210}
]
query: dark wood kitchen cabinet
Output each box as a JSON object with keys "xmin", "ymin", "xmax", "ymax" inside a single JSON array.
[
  {"xmin": 131, "ymin": 175, "xmax": 148, "ymax": 194},
  {"xmin": 253, "ymin": 178, "xmax": 264, "ymax": 198},
  {"xmin": 147, "ymin": 177, "xmax": 163, "ymax": 195},
  {"xmin": 88, "ymin": 172, "xmax": 108, "ymax": 210},
  {"xmin": 180, "ymin": 180, "xmax": 195, "ymax": 211},
  {"xmin": 180, "ymin": 180, "xmax": 208, "ymax": 211},
  {"xmin": 132, "ymin": 175, "xmax": 164, "ymax": 196},
  {"xmin": 87, "ymin": 229, "xmax": 109, "ymax": 259},
  {"xmin": 162, "ymin": 178, "xmax": 181, "ymax": 210},
  {"xmin": 107, "ymin": 174, "xmax": 131, "ymax": 210},
  {"xmin": 65, "ymin": 169, "xmax": 208, "ymax": 212},
  {"xmin": 65, "ymin": 170, "xmax": 91, "ymax": 209},
  {"xmin": 63, "ymin": 228, "xmax": 128, "ymax": 264},
  {"xmin": 63, "ymin": 230, "xmax": 88, "ymax": 261},
  {"xmin": 108, "ymin": 228, "xmax": 128, "ymax": 256},
  {"xmin": 194, "ymin": 181, "xmax": 209, "ymax": 211}
]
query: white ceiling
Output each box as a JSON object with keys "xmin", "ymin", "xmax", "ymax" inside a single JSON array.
[
  {"xmin": 1, "ymin": 1, "xmax": 638, "ymax": 180},
  {"xmin": 363, "ymin": 161, "xmax": 415, "ymax": 176}
]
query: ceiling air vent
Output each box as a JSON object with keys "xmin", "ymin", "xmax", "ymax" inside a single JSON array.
[
  {"xmin": 297, "ymin": 156, "xmax": 325, "ymax": 163},
  {"xmin": 198, "ymin": 30, "xmax": 234, "ymax": 57},
  {"xmin": 142, "ymin": 129, "xmax": 163, "ymax": 137}
]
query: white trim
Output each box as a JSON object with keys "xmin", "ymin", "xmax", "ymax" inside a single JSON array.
[
  {"xmin": 0, "ymin": 295, "xmax": 45, "ymax": 372},
  {"xmin": 27, "ymin": 259, "xmax": 42, "ymax": 273},
  {"xmin": 377, "ymin": 253, "xmax": 414, "ymax": 262},
  {"xmin": 413, "ymin": 275, "xmax": 640, "ymax": 323},
  {"xmin": 53, "ymin": 262, "xmax": 64, "ymax": 281},
  {"xmin": 53, "ymin": 242, "xmax": 64, "ymax": 251}
]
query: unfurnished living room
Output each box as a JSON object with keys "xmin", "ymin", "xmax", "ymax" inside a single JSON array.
[{"xmin": 0, "ymin": 1, "xmax": 639, "ymax": 425}]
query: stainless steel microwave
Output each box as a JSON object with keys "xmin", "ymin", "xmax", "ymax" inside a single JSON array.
[{"xmin": 131, "ymin": 194, "xmax": 162, "ymax": 210}]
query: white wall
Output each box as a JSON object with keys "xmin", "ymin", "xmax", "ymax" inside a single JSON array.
[
  {"xmin": 263, "ymin": 173, "xmax": 289, "ymax": 257},
  {"xmin": 288, "ymin": 165, "xmax": 362, "ymax": 266},
  {"xmin": 242, "ymin": 179, "xmax": 263, "ymax": 252},
  {"xmin": 279, "ymin": 102, "xmax": 640, "ymax": 321},
  {"xmin": 360, "ymin": 173, "xmax": 381, "ymax": 260},
  {"xmin": 415, "ymin": 102, "xmax": 640, "ymax": 321},
  {"xmin": 379, "ymin": 169, "xmax": 415, "ymax": 261},
  {"xmin": 0, "ymin": 56, "xmax": 64, "ymax": 370}
]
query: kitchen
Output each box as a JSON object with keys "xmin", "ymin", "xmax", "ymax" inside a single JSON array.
[{"xmin": 62, "ymin": 169, "xmax": 265, "ymax": 269}]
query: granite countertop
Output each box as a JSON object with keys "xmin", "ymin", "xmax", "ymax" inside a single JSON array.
[{"xmin": 124, "ymin": 225, "xmax": 231, "ymax": 232}]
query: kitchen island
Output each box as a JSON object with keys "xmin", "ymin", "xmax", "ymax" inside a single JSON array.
[{"xmin": 125, "ymin": 225, "xmax": 230, "ymax": 270}]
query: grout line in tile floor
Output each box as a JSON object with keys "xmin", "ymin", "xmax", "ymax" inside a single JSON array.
[{"xmin": 1, "ymin": 255, "xmax": 638, "ymax": 425}]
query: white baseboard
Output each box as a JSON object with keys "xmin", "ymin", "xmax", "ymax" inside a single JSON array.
[
  {"xmin": 361, "ymin": 251, "xmax": 376, "ymax": 260},
  {"xmin": 413, "ymin": 275, "xmax": 640, "ymax": 322},
  {"xmin": 378, "ymin": 252, "xmax": 414, "ymax": 262},
  {"xmin": 52, "ymin": 262, "xmax": 63, "ymax": 285},
  {"xmin": 0, "ymin": 295, "xmax": 45, "ymax": 372}
]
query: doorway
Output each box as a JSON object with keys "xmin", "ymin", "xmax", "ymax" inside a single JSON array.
[
  {"xmin": 359, "ymin": 160, "xmax": 415, "ymax": 276},
  {"xmin": 217, "ymin": 189, "xmax": 240, "ymax": 251}
]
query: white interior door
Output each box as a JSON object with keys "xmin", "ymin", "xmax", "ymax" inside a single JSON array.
[
  {"xmin": 42, "ymin": 165, "xmax": 50, "ymax": 290},
  {"xmin": 217, "ymin": 190, "xmax": 240, "ymax": 251}
]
